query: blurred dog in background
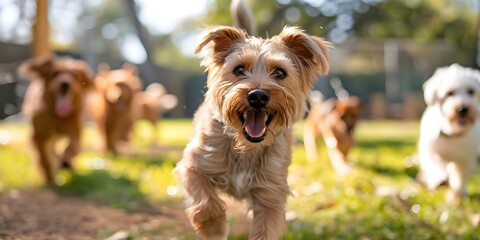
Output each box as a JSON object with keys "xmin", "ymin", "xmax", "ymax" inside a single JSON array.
[
  {"xmin": 132, "ymin": 82, "xmax": 178, "ymax": 143},
  {"xmin": 417, "ymin": 63, "xmax": 480, "ymax": 202},
  {"xmin": 19, "ymin": 56, "xmax": 94, "ymax": 184},
  {"xmin": 304, "ymin": 78, "xmax": 361, "ymax": 175},
  {"xmin": 90, "ymin": 63, "xmax": 142, "ymax": 154}
]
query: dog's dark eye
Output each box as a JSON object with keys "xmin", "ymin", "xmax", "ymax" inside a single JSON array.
[
  {"xmin": 271, "ymin": 68, "xmax": 287, "ymax": 80},
  {"xmin": 447, "ymin": 90, "xmax": 455, "ymax": 97},
  {"xmin": 467, "ymin": 88, "xmax": 475, "ymax": 96},
  {"xmin": 233, "ymin": 65, "xmax": 247, "ymax": 76}
]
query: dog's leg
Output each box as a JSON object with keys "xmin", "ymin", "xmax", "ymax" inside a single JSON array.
[
  {"xmin": 177, "ymin": 165, "xmax": 228, "ymax": 240},
  {"xmin": 445, "ymin": 160, "xmax": 474, "ymax": 202},
  {"xmin": 62, "ymin": 128, "xmax": 80, "ymax": 169},
  {"xmin": 417, "ymin": 152, "xmax": 448, "ymax": 189},
  {"xmin": 248, "ymin": 188, "xmax": 287, "ymax": 240},
  {"xmin": 326, "ymin": 147, "xmax": 353, "ymax": 175},
  {"xmin": 105, "ymin": 121, "xmax": 118, "ymax": 154},
  {"xmin": 32, "ymin": 135, "xmax": 55, "ymax": 184},
  {"xmin": 303, "ymin": 120, "xmax": 318, "ymax": 162},
  {"xmin": 120, "ymin": 118, "xmax": 133, "ymax": 141}
]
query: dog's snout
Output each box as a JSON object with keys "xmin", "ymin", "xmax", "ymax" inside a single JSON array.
[
  {"xmin": 60, "ymin": 82, "xmax": 69, "ymax": 94},
  {"xmin": 247, "ymin": 89, "xmax": 269, "ymax": 109},
  {"xmin": 458, "ymin": 106, "xmax": 469, "ymax": 117}
]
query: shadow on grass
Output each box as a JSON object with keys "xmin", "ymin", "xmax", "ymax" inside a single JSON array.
[
  {"xmin": 52, "ymin": 169, "xmax": 159, "ymax": 214},
  {"xmin": 356, "ymin": 139, "xmax": 415, "ymax": 150},
  {"xmin": 355, "ymin": 162, "xmax": 419, "ymax": 180}
]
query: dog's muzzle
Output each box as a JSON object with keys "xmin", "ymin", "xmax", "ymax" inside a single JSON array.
[
  {"xmin": 240, "ymin": 89, "xmax": 272, "ymax": 143},
  {"xmin": 456, "ymin": 105, "xmax": 471, "ymax": 125}
]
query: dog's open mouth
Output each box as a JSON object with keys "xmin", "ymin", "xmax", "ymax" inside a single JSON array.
[
  {"xmin": 458, "ymin": 116, "xmax": 469, "ymax": 125},
  {"xmin": 55, "ymin": 95, "xmax": 72, "ymax": 118},
  {"xmin": 239, "ymin": 111, "xmax": 273, "ymax": 143}
]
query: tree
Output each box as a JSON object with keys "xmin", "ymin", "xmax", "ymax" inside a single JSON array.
[{"xmin": 202, "ymin": 0, "xmax": 478, "ymax": 66}]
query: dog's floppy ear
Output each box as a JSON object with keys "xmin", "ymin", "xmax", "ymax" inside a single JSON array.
[
  {"xmin": 97, "ymin": 63, "xmax": 110, "ymax": 75},
  {"xmin": 95, "ymin": 63, "xmax": 110, "ymax": 90},
  {"xmin": 278, "ymin": 27, "xmax": 331, "ymax": 75},
  {"xmin": 194, "ymin": 26, "xmax": 247, "ymax": 67},
  {"xmin": 18, "ymin": 56, "xmax": 54, "ymax": 81},
  {"xmin": 122, "ymin": 62, "xmax": 138, "ymax": 76},
  {"xmin": 69, "ymin": 58, "xmax": 95, "ymax": 90},
  {"xmin": 121, "ymin": 63, "xmax": 143, "ymax": 91},
  {"xmin": 423, "ymin": 68, "xmax": 442, "ymax": 106}
]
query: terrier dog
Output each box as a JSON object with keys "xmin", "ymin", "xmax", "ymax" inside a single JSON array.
[
  {"xmin": 303, "ymin": 87, "xmax": 361, "ymax": 175},
  {"xmin": 90, "ymin": 63, "xmax": 143, "ymax": 154},
  {"xmin": 174, "ymin": 26, "xmax": 330, "ymax": 239},
  {"xmin": 19, "ymin": 56, "xmax": 94, "ymax": 184},
  {"xmin": 417, "ymin": 63, "xmax": 480, "ymax": 202}
]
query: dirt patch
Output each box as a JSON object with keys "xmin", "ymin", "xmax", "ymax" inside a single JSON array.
[{"xmin": 0, "ymin": 189, "xmax": 195, "ymax": 240}]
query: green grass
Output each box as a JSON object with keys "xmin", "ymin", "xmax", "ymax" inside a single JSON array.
[{"xmin": 0, "ymin": 119, "xmax": 479, "ymax": 239}]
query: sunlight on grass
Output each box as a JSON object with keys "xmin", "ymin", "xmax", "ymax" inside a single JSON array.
[{"xmin": 1, "ymin": 119, "xmax": 479, "ymax": 239}]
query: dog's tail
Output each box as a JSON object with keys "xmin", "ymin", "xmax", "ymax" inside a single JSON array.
[
  {"xmin": 231, "ymin": 0, "xmax": 256, "ymax": 36},
  {"xmin": 329, "ymin": 77, "xmax": 349, "ymax": 100}
]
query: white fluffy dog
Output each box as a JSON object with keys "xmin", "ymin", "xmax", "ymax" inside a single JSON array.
[{"xmin": 417, "ymin": 63, "xmax": 480, "ymax": 202}]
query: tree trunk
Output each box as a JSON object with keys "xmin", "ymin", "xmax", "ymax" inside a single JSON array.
[{"xmin": 33, "ymin": 0, "xmax": 51, "ymax": 57}]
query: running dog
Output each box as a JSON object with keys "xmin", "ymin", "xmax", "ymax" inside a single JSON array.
[
  {"xmin": 20, "ymin": 56, "xmax": 94, "ymax": 184},
  {"xmin": 174, "ymin": 26, "xmax": 330, "ymax": 239},
  {"xmin": 417, "ymin": 63, "xmax": 480, "ymax": 202},
  {"xmin": 304, "ymin": 91, "xmax": 361, "ymax": 175},
  {"xmin": 90, "ymin": 63, "xmax": 143, "ymax": 154}
]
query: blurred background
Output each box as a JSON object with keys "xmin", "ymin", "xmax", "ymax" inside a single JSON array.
[
  {"xmin": 1, "ymin": 1, "xmax": 480, "ymax": 238},
  {"xmin": 1, "ymin": 0, "xmax": 479, "ymax": 120}
]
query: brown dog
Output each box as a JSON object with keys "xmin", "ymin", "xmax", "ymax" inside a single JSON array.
[
  {"xmin": 304, "ymin": 93, "xmax": 361, "ymax": 175},
  {"xmin": 19, "ymin": 56, "xmax": 94, "ymax": 184},
  {"xmin": 174, "ymin": 26, "xmax": 330, "ymax": 239},
  {"xmin": 90, "ymin": 63, "xmax": 143, "ymax": 154}
]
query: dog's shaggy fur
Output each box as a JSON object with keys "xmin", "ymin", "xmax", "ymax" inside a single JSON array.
[
  {"xmin": 304, "ymin": 95, "xmax": 361, "ymax": 175},
  {"xmin": 20, "ymin": 56, "xmax": 94, "ymax": 184},
  {"xmin": 174, "ymin": 26, "xmax": 330, "ymax": 239},
  {"xmin": 90, "ymin": 63, "xmax": 143, "ymax": 154},
  {"xmin": 417, "ymin": 63, "xmax": 480, "ymax": 202}
]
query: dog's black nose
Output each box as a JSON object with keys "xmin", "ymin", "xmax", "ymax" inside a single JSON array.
[
  {"xmin": 247, "ymin": 89, "xmax": 269, "ymax": 109},
  {"xmin": 60, "ymin": 82, "xmax": 69, "ymax": 94},
  {"xmin": 458, "ymin": 106, "xmax": 469, "ymax": 117}
]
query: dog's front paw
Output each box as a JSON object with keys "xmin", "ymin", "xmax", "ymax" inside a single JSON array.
[
  {"xmin": 446, "ymin": 189, "xmax": 464, "ymax": 204},
  {"xmin": 186, "ymin": 199, "xmax": 228, "ymax": 240}
]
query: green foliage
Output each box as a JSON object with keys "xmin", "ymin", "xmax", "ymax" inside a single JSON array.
[
  {"xmin": 203, "ymin": 0, "xmax": 478, "ymax": 65},
  {"xmin": 0, "ymin": 120, "xmax": 479, "ymax": 238},
  {"xmin": 353, "ymin": 0, "xmax": 477, "ymax": 48}
]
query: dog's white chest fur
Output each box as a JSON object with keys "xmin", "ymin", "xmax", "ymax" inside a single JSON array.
[
  {"xmin": 229, "ymin": 162, "xmax": 256, "ymax": 197},
  {"xmin": 419, "ymin": 106, "xmax": 480, "ymax": 161}
]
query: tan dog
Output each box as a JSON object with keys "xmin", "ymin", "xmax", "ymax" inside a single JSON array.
[
  {"xmin": 174, "ymin": 26, "xmax": 330, "ymax": 239},
  {"xmin": 132, "ymin": 83, "xmax": 178, "ymax": 144},
  {"xmin": 304, "ymin": 93, "xmax": 361, "ymax": 175},
  {"xmin": 90, "ymin": 63, "xmax": 143, "ymax": 154},
  {"xmin": 133, "ymin": 83, "xmax": 178, "ymax": 125},
  {"xmin": 19, "ymin": 56, "xmax": 94, "ymax": 184}
]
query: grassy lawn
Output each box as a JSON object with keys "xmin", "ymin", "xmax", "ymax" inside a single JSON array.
[{"xmin": 0, "ymin": 119, "xmax": 479, "ymax": 239}]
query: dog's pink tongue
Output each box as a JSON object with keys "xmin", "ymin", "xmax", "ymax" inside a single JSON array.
[
  {"xmin": 55, "ymin": 96, "xmax": 72, "ymax": 118},
  {"xmin": 244, "ymin": 111, "xmax": 267, "ymax": 138}
]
